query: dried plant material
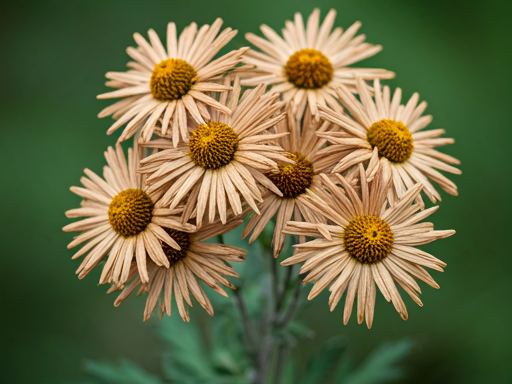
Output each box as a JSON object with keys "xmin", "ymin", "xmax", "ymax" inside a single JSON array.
[
  {"xmin": 242, "ymin": 104, "xmax": 356, "ymax": 257},
  {"xmin": 241, "ymin": 8, "xmax": 394, "ymax": 118},
  {"xmin": 109, "ymin": 215, "xmax": 246, "ymax": 322},
  {"xmin": 282, "ymin": 166, "xmax": 454, "ymax": 328},
  {"xmin": 139, "ymin": 76, "xmax": 290, "ymax": 226},
  {"xmin": 319, "ymin": 77, "xmax": 461, "ymax": 204},
  {"xmin": 63, "ymin": 141, "xmax": 195, "ymax": 287},
  {"xmin": 97, "ymin": 19, "xmax": 248, "ymax": 145}
]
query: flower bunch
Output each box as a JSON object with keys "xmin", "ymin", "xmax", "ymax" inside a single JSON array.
[{"xmin": 64, "ymin": 9, "xmax": 459, "ymax": 330}]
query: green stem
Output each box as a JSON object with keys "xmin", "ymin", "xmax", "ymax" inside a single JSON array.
[
  {"xmin": 272, "ymin": 342, "xmax": 288, "ymax": 384},
  {"xmin": 255, "ymin": 335, "xmax": 274, "ymax": 384},
  {"xmin": 271, "ymin": 256, "xmax": 279, "ymax": 314},
  {"xmin": 278, "ymin": 276, "xmax": 302, "ymax": 329},
  {"xmin": 252, "ymin": 231, "xmax": 303, "ymax": 383},
  {"xmin": 223, "ymin": 234, "xmax": 260, "ymax": 360},
  {"xmin": 233, "ymin": 287, "xmax": 259, "ymax": 358},
  {"xmin": 275, "ymin": 266, "xmax": 293, "ymax": 313}
]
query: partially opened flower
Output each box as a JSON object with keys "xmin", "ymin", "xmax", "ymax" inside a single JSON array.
[
  {"xmin": 63, "ymin": 142, "xmax": 195, "ymax": 287},
  {"xmin": 282, "ymin": 166, "xmax": 454, "ymax": 328},
  {"xmin": 241, "ymin": 8, "xmax": 394, "ymax": 118},
  {"xmin": 109, "ymin": 215, "xmax": 246, "ymax": 322},
  {"xmin": 97, "ymin": 19, "xmax": 248, "ymax": 145},
  {"xmin": 318, "ymin": 77, "xmax": 461, "ymax": 204},
  {"xmin": 242, "ymin": 105, "xmax": 352, "ymax": 257},
  {"xmin": 139, "ymin": 77, "xmax": 292, "ymax": 226}
]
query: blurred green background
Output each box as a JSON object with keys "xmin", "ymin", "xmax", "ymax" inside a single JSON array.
[{"xmin": 1, "ymin": 0, "xmax": 510, "ymax": 382}]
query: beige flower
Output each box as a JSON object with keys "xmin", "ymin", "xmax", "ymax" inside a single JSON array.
[
  {"xmin": 109, "ymin": 216, "xmax": 246, "ymax": 322},
  {"xmin": 242, "ymin": 105, "xmax": 353, "ymax": 257},
  {"xmin": 282, "ymin": 166, "xmax": 454, "ymax": 328},
  {"xmin": 318, "ymin": 77, "xmax": 461, "ymax": 204},
  {"xmin": 139, "ymin": 77, "xmax": 292, "ymax": 227},
  {"xmin": 63, "ymin": 142, "xmax": 195, "ymax": 287},
  {"xmin": 97, "ymin": 19, "xmax": 248, "ymax": 145},
  {"xmin": 241, "ymin": 8, "xmax": 394, "ymax": 118}
]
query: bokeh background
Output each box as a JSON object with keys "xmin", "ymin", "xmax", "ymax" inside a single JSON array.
[{"xmin": 1, "ymin": 0, "xmax": 511, "ymax": 383}]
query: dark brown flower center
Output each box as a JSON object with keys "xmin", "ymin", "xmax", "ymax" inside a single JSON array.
[
  {"xmin": 344, "ymin": 215, "xmax": 394, "ymax": 264},
  {"xmin": 285, "ymin": 49, "xmax": 333, "ymax": 89},
  {"xmin": 265, "ymin": 152, "xmax": 314, "ymax": 198},
  {"xmin": 161, "ymin": 228, "xmax": 191, "ymax": 265},
  {"xmin": 188, "ymin": 122, "xmax": 239, "ymax": 169},
  {"xmin": 108, "ymin": 189, "xmax": 153, "ymax": 237},
  {"xmin": 367, "ymin": 119, "xmax": 414, "ymax": 163},
  {"xmin": 150, "ymin": 58, "xmax": 197, "ymax": 101}
]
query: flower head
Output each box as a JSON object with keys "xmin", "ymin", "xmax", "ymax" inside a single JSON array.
[
  {"xmin": 242, "ymin": 105, "xmax": 352, "ymax": 257},
  {"xmin": 241, "ymin": 9, "xmax": 394, "ymax": 118},
  {"xmin": 139, "ymin": 76, "xmax": 292, "ymax": 227},
  {"xmin": 97, "ymin": 19, "xmax": 248, "ymax": 145},
  {"xmin": 63, "ymin": 142, "xmax": 195, "ymax": 287},
  {"xmin": 282, "ymin": 166, "xmax": 454, "ymax": 328},
  {"xmin": 318, "ymin": 77, "xmax": 461, "ymax": 204},
  {"xmin": 109, "ymin": 216, "xmax": 246, "ymax": 322}
]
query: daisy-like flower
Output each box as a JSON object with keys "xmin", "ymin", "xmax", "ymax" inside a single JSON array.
[
  {"xmin": 318, "ymin": 77, "xmax": 461, "ymax": 204},
  {"xmin": 63, "ymin": 142, "xmax": 195, "ymax": 287},
  {"xmin": 97, "ymin": 19, "xmax": 248, "ymax": 145},
  {"xmin": 241, "ymin": 8, "xmax": 394, "ymax": 118},
  {"xmin": 242, "ymin": 105, "xmax": 351, "ymax": 257},
  {"xmin": 109, "ymin": 215, "xmax": 246, "ymax": 322},
  {"xmin": 282, "ymin": 166, "xmax": 454, "ymax": 328},
  {"xmin": 139, "ymin": 77, "xmax": 292, "ymax": 227}
]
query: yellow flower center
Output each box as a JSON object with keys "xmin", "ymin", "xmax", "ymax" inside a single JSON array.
[
  {"xmin": 108, "ymin": 189, "xmax": 154, "ymax": 237},
  {"xmin": 344, "ymin": 215, "xmax": 394, "ymax": 264},
  {"xmin": 161, "ymin": 228, "xmax": 191, "ymax": 265},
  {"xmin": 265, "ymin": 152, "xmax": 314, "ymax": 198},
  {"xmin": 367, "ymin": 119, "xmax": 414, "ymax": 163},
  {"xmin": 284, "ymin": 49, "xmax": 333, "ymax": 89},
  {"xmin": 188, "ymin": 122, "xmax": 239, "ymax": 169},
  {"xmin": 150, "ymin": 58, "xmax": 197, "ymax": 101}
]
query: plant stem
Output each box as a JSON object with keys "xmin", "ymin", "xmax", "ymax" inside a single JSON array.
[
  {"xmin": 255, "ymin": 335, "xmax": 274, "ymax": 384},
  {"xmin": 275, "ymin": 266, "xmax": 293, "ymax": 312},
  {"xmin": 272, "ymin": 342, "xmax": 288, "ymax": 384},
  {"xmin": 251, "ymin": 234, "xmax": 303, "ymax": 383},
  {"xmin": 217, "ymin": 234, "xmax": 225, "ymax": 244},
  {"xmin": 278, "ymin": 276, "xmax": 302, "ymax": 329},
  {"xmin": 233, "ymin": 287, "xmax": 259, "ymax": 357},
  {"xmin": 271, "ymin": 255, "xmax": 279, "ymax": 313}
]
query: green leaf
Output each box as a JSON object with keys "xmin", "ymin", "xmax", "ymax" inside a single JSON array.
[
  {"xmin": 210, "ymin": 305, "xmax": 252, "ymax": 374},
  {"xmin": 158, "ymin": 316, "xmax": 213, "ymax": 380},
  {"xmin": 338, "ymin": 339, "xmax": 412, "ymax": 384},
  {"xmin": 299, "ymin": 336, "xmax": 347, "ymax": 384},
  {"xmin": 84, "ymin": 359, "xmax": 164, "ymax": 384},
  {"xmin": 286, "ymin": 321, "xmax": 315, "ymax": 339},
  {"xmin": 280, "ymin": 360, "xmax": 298, "ymax": 384}
]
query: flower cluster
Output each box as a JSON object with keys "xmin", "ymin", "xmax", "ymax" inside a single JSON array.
[{"xmin": 64, "ymin": 9, "xmax": 459, "ymax": 327}]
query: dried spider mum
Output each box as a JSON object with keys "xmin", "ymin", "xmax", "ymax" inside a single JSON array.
[
  {"xmin": 242, "ymin": 105, "xmax": 352, "ymax": 257},
  {"xmin": 241, "ymin": 8, "xmax": 394, "ymax": 117},
  {"xmin": 282, "ymin": 166, "xmax": 454, "ymax": 328},
  {"xmin": 97, "ymin": 19, "xmax": 248, "ymax": 145},
  {"xmin": 109, "ymin": 215, "xmax": 246, "ymax": 322},
  {"xmin": 139, "ymin": 76, "xmax": 292, "ymax": 226},
  {"xmin": 318, "ymin": 77, "xmax": 461, "ymax": 204},
  {"xmin": 63, "ymin": 142, "xmax": 195, "ymax": 287}
]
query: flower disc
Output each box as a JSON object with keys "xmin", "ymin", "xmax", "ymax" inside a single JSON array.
[
  {"xmin": 150, "ymin": 58, "xmax": 197, "ymax": 101},
  {"xmin": 265, "ymin": 152, "xmax": 314, "ymax": 198},
  {"xmin": 108, "ymin": 189, "xmax": 154, "ymax": 237},
  {"xmin": 285, "ymin": 49, "xmax": 333, "ymax": 89},
  {"xmin": 367, "ymin": 119, "xmax": 414, "ymax": 163},
  {"xmin": 188, "ymin": 122, "xmax": 239, "ymax": 169},
  {"xmin": 344, "ymin": 215, "xmax": 394, "ymax": 263},
  {"xmin": 161, "ymin": 228, "xmax": 191, "ymax": 265}
]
